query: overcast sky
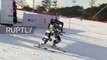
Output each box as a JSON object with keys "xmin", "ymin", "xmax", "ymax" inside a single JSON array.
[{"xmin": 26, "ymin": 0, "xmax": 107, "ymax": 8}]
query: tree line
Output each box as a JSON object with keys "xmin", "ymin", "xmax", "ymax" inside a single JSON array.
[
  {"xmin": 17, "ymin": 0, "xmax": 107, "ymax": 22},
  {"xmin": 36, "ymin": 3, "xmax": 107, "ymax": 22}
]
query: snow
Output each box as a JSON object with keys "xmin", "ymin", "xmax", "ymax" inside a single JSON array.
[{"xmin": 0, "ymin": 10, "xmax": 107, "ymax": 60}]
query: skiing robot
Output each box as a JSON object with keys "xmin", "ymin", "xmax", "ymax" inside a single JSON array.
[{"xmin": 38, "ymin": 29, "xmax": 54, "ymax": 47}]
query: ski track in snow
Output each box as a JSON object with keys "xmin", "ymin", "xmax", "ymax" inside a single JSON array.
[{"xmin": 0, "ymin": 10, "xmax": 107, "ymax": 60}]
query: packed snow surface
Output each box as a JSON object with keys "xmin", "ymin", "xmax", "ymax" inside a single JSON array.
[{"xmin": 0, "ymin": 10, "xmax": 107, "ymax": 60}]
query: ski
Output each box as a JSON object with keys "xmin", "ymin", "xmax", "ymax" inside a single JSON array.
[{"xmin": 34, "ymin": 45, "xmax": 56, "ymax": 52}]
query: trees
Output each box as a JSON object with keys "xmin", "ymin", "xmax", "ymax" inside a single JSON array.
[
  {"xmin": 42, "ymin": 0, "xmax": 51, "ymax": 12},
  {"xmin": 16, "ymin": 0, "xmax": 28, "ymax": 7},
  {"xmin": 56, "ymin": 6, "xmax": 84, "ymax": 17},
  {"xmin": 52, "ymin": 0, "xmax": 57, "ymax": 9},
  {"xmin": 84, "ymin": 3, "xmax": 107, "ymax": 21},
  {"xmin": 97, "ymin": 4, "xmax": 107, "ymax": 20},
  {"xmin": 89, "ymin": 0, "xmax": 96, "ymax": 7},
  {"xmin": 36, "ymin": 6, "xmax": 46, "ymax": 12},
  {"xmin": 84, "ymin": 7, "xmax": 99, "ymax": 18}
]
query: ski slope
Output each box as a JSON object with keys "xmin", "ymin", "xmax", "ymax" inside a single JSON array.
[{"xmin": 0, "ymin": 10, "xmax": 107, "ymax": 60}]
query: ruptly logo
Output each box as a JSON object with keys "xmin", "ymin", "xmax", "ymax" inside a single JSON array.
[{"xmin": 0, "ymin": 26, "xmax": 36, "ymax": 34}]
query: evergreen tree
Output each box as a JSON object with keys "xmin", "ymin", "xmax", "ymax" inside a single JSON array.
[
  {"xmin": 89, "ymin": 0, "xmax": 96, "ymax": 7},
  {"xmin": 42, "ymin": 0, "xmax": 51, "ymax": 12}
]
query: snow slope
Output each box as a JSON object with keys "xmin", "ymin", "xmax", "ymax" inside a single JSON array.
[{"xmin": 0, "ymin": 10, "xmax": 107, "ymax": 60}]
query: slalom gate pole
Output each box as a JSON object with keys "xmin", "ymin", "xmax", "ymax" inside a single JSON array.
[{"xmin": 69, "ymin": 18, "xmax": 71, "ymax": 29}]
